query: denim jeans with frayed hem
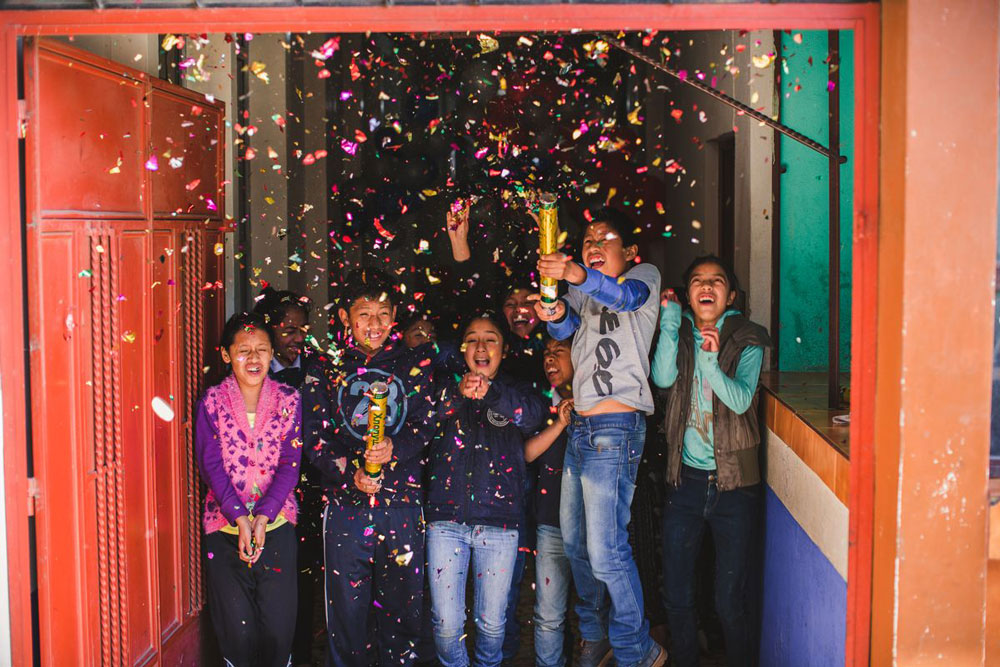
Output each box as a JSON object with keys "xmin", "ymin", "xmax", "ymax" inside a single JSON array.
[
  {"xmin": 560, "ymin": 411, "xmax": 653, "ymax": 667},
  {"xmin": 427, "ymin": 521, "xmax": 519, "ymax": 667}
]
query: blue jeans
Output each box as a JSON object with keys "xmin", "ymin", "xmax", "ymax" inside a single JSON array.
[
  {"xmin": 662, "ymin": 465, "xmax": 759, "ymax": 667},
  {"xmin": 560, "ymin": 412, "xmax": 652, "ymax": 667},
  {"xmin": 427, "ymin": 521, "xmax": 519, "ymax": 667},
  {"xmin": 502, "ymin": 544, "xmax": 527, "ymax": 661},
  {"xmin": 533, "ymin": 524, "xmax": 573, "ymax": 667}
]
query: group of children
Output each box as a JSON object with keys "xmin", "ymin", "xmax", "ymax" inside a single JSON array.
[{"xmin": 194, "ymin": 206, "xmax": 770, "ymax": 667}]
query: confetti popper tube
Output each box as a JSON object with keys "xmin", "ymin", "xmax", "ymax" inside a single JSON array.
[
  {"xmin": 538, "ymin": 192, "xmax": 560, "ymax": 314},
  {"xmin": 365, "ymin": 382, "xmax": 389, "ymax": 478}
]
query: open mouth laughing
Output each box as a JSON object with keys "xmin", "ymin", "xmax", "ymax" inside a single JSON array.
[{"xmin": 586, "ymin": 253, "xmax": 606, "ymax": 270}]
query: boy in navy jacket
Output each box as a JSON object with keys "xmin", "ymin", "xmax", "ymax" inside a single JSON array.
[{"xmin": 302, "ymin": 269, "xmax": 437, "ymax": 667}]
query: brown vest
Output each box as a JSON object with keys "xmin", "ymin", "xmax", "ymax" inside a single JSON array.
[{"xmin": 662, "ymin": 313, "xmax": 770, "ymax": 491}]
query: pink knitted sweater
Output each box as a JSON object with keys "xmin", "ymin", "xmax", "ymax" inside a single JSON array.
[{"xmin": 194, "ymin": 375, "xmax": 302, "ymax": 534}]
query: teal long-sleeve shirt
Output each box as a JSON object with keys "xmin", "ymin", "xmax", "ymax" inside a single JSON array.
[{"xmin": 651, "ymin": 301, "xmax": 764, "ymax": 470}]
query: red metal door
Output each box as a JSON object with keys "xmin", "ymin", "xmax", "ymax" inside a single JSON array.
[{"xmin": 23, "ymin": 38, "xmax": 226, "ymax": 666}]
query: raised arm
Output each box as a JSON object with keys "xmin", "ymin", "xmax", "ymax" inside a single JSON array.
[
  {"xmin": 524, "ymin": 399, "xmax": 572, "ymax": 463},
  {"xmin": 573, "ymin": 266, "xmax": 651, "ymax": 312},
  {"xmin": 651, "ymin": 299, "xmax": 682, "ymax": 388}
]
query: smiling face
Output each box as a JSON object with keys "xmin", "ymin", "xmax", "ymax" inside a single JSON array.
[
  {"xmin": 581, "ymin": 221, "xmax": 637, "ymax": 279},
  {"xmin": 462, "ymin": 318, "xmax": 505, "ymax": 379},
  {"xmin": 502, "ymin": 288, "xmax": 539, "ymax": 339},
  {"xmin": 686, "ymin": 261, "xmax": 736, "ymax": 328},
  {"xmin": 339, "ymin": 296, "xmax": 396, "ymax": 354},
  {"xmin": 221, "ymin": 327, "xmax": 273, "ymax": 390},
  {"xmin": 542, "ymin": 338, "xmax": 574, "ymax": 392},
  {"xmin": 403, "ymin": 319, "xmax": 436, "ymax": 349},
  {"xmin": 273, "ymin": 306, "xmax": 307, "ymax": 366}
]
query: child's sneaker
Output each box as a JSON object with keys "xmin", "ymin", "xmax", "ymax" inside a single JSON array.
[
  {"xmin": 637, "ymin": 642, "xmax": 668, "ymax": 667},
  {"xmin": 578, "ymin": 638, "xmax": 614, "ymax": 667}
]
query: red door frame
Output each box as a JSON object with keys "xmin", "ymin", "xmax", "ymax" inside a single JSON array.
[{"xmin": 0, "ymin": 5, "xmax": 880, "ymax": 666}]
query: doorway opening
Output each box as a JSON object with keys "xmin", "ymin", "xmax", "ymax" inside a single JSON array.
[{"xmin": 0, "ymin": 6, "xmax": 879, "ymax": 666}]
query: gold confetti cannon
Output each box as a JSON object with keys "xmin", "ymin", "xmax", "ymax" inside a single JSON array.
[
  {"xmin": 365, "ymin": 382, "xmax": 389, "ymax": 478},
  {"xmin": 538, "ymin": 192, "xmax": 560, "ymax": 315}
]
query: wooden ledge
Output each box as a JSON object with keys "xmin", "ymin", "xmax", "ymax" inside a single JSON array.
[{"xmin": 762, "ymin": 372, "xmax": 850, "ymax": 505}]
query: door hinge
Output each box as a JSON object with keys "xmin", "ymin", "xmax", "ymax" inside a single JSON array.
[
  {"xmin": 17, "ymin": 100, "xmax": 27, "ymax": 139},
  {"xmin": 27, "ymin": 477, "xmax": 40, "ymax": 517}
]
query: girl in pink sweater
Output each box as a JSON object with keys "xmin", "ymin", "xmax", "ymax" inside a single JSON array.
[{"xmin": 195, "ymin": 312, "xmax": 302, "ymax": 667}]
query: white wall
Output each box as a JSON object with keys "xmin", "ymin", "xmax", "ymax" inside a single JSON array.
[
  {"xmin": 655, "ymin": 30, "xmax": 775, "ymax": 331},
  {"xmin": 182, "ymin": 34, "xmax": 239, "ymax": 318},
  {"xmin": 57, "ymin": 34, "xmax": 160, "ymax": 77}
]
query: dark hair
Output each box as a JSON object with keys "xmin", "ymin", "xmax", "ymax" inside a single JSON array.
[
  {"xmin": 501, "ymin": 284, "xmax": 534, "ymax": 304},
  {"xmin": 587, "ymin": 207, "xmax": 638, "ymax": 249},
  {"xmin": 400, "ymin": 314, "xmax": 436, "ymax": 333},
  {"xmin": 253, "ymin": 285, "xmax": 311, "ymax": 328},
  {"xmin": 681, "ymin": 255, "xmax": 740, "ymax": 295},
  {"xmin": 338, "ymin": 268, "xmax": 397, "ymax": 311},
  {"xmin": 220, "ymin": 311, "xmax": 275, "ymax": 351},
  {"xmin": 460, "ymin": 312, "xmax": 507, "ymax": 349},
  {"xmin": 543, "ymin": 334, "xmax": 572, "ymax": 349}
]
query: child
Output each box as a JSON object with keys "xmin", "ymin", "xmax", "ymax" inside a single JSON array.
[
  {"xmin": 255, "ymin": 285, "xmax": 313, "ymax": 388},
  {"xmin": 523, "ymin": 337, "xmax": 577, "ymax": 667},
  {"xmin": 254, "ymin": 286, "xmax": 326, "ymax": 667},
  {"xmin": 446, "ymin": 199, "xmax": 547, "ymax": 388},
  {"xmin": 425, "ymin": 315, "xmax": 546, "ymax": 667},
  {"xmin": 301, "ymin": 269, "xmax": 437, "ymax": 667},
  {"xmin": 447, "ymin": 201, "xmax": 546, "ymax": 662},
  {"xmin": 196, "ymin": 312, "xmax": 302, "ymax": 667},
  {"xmin": 651, "ymin": 256, "xmax": 769, "ymax": 667},
  {"xmin": 534, "ymin": 208, "xmax": 667, "ymax": 667}
]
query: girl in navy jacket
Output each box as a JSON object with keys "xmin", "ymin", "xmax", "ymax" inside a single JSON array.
[{"xmin": 426, "ymin": 315, "xmax": 546, "ymax": 667}]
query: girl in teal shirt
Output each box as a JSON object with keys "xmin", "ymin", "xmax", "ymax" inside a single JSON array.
[{"xmin": 651, "ymin": 255, "xmax": 770, "ymax": 667}]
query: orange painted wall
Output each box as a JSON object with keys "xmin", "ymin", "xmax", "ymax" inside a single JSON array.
[{"xmin": 873, "ymin": 1, "xmax": 999, "ymax": 662}]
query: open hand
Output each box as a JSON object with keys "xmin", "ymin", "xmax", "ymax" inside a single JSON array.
[
  {"xmin": 700, "ymin": 327, "xmax": 720, "ymax": 353},
  {"xmin": 364, "ymin": 435, "xmax": 393, "ymax": 466},
  {"xmin": 661, "ymin": 288, "xmax": 680, "ymax": 307},
  {"xmin": 527, "ymin": 293, "xmax": 566, "ymax": 322}
]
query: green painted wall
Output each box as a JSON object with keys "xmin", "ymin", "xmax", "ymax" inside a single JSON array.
[{"xmin": 778, "ymin": 31, "xmax": 853, "ymax": 373}]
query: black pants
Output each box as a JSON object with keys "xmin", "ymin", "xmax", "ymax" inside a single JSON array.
[
  {"xmin": 293, "ymin": 469, "xmax": 327, "ymax": 664},
  {"xmin": 323, "ymin": 504, "xmax": 424, "ymax": 667},
  {"xmin": 205, "ymin": 523, "xmax": 298, "ymax": 667}
]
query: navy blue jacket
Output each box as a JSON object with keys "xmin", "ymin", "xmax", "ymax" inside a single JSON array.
[
  {"xmin": 426, "ymin": 372, "xmax": 546, "ymax": 529},
  {"xmin": 268, "ymin": 348, "xmax": 331, "ymax": 528},
  {"xmin": 301, "ymin": 339, "xmax": 437, "ymax": 508}
]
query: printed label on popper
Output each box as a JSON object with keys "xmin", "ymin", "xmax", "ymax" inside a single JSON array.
[{"xmin": 365, "ymin": 382, "xmax": 389, "ymax": 478}]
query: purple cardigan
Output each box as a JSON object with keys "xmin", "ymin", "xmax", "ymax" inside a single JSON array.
[{"xmin": 194, "ymin": 374, "xmax": 302, "ymax": 534}]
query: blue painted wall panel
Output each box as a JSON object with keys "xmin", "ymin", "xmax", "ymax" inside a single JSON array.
[{"xmin": 759, "ymin": 486, "xmax": 846, "ymax": 667}]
